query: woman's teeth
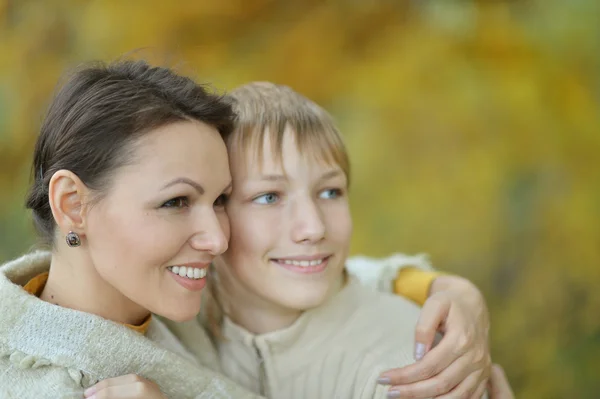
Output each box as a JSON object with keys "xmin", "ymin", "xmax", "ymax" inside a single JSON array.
[
  {"xmin": 168, "ymin": 266, "xmax": 207, "ymax": 279},
  {"xmin": 278, "ymin": 258, "xmax": 326, "ymax": 267}
]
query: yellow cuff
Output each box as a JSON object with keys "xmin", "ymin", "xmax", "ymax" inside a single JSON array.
[{"xmin": 394, "ymin": 267, "xmax": 443, "ymax": 306}]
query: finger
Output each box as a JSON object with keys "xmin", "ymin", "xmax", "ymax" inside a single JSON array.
[
  {"xmin": 85, "ymin": 374, "xmax": 143, "ymax": 398},
  {"xmin": 469, "ymin": 380, "xmax": 488, "ymax": 399},
  {"xmin": 91, "ymin": 383, "xmax": 144, "ymax": 399},
  {"xmin": 386, "ymin": 355, "xmax": 477, "ymax": 398},
  {"xmin": 414, "ymin": 295, "xmax": 451, "ymax": 360},
  {"xmin": 488, "ymin": 364, "xmax": 514, "ymax": 399},
  {"xmin": 379, "ymin": 329, "xmax": 465, "ymax": 385},
  {"xmin": 434, "ymin": 370, "xmax": 484, "ymax": 399}
]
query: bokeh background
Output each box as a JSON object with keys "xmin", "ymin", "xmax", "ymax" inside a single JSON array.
[{"xmin": 1, "ymin": 1, "xmax": 598, "ymax": 397}]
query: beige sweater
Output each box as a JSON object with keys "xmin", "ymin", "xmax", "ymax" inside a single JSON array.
[
  {"xmin": 213, "ymin": 277, "xmax": 423, "ymax": 399},
  {"xmin": 0, "ymin": 251, "xmax": 260, "ymax": 399}
]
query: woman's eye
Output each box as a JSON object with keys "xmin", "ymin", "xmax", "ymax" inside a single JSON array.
[
  {"xmin": 161, "ymin": 197, "xmax": 189, "ymax": 209},
  {"xmin": 214, "ymin": 193, "xmax": 229, "ymax": 207},
  {"xmin": 319, "ymin": 188, "xmax": 342, "ymax": 199},
  {"xmin": 253, "ymin": 193, "xmax": 279, "ymax": 205}
]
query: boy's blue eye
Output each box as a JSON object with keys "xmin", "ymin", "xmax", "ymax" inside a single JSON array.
[
  {"xmin": 161, "ymin": 197, "xmax": 189, "ymax": 208},
  {"xmin": 253, "ymin": 193, "xmax": 279, "ymax": 205},
  {"xmin": 319, "ymin": 188, "xmax": 342, "ymax": 199}
]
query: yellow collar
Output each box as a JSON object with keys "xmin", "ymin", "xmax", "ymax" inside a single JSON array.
[{"xmin": 23, "ymin": 272, "xmax": 152, "ymax": 335}]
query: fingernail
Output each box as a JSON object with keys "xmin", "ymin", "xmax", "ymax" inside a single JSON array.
[
  {"xmin": 377, "ymin": 377, "xmax": 391, "ymax": 385},
  {"xmin": 84, "ymin": 387, "xmax": 96, "ymax": 397},
  {"xmin": 415, "ymin": 342, "xmax": 426, "ymax": 360},
  {"xmin": 387, "ymin": 390, "xmax": 401, "ymax": 398}
]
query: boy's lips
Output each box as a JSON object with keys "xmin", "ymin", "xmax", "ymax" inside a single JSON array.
[
  {"xmin": 271, "ymin": 253, "xmax": 332, "ymax": 262},
  {"xmin": 270, "ymin": 254, "xmax": 332, "ymax": 274}
]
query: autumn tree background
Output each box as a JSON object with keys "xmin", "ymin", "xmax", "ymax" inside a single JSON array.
[{"xmin": 1, "ymin": 1, "xmax": 598, "ymax": 397}]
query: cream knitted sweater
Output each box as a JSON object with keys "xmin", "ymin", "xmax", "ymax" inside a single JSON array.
[
  {"xmin": 0, "ymin": 251, "xmax": 260, "ymax": 399},
  {"xmin": 212, "ymin": 278, "xmax": 423, "ymax": 399}
]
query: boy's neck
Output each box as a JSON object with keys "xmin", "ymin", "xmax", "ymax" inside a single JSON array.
[
  {"xmin": 218, "ymin": 273, "xmax": 347, "ymax": 336},
  {"xmin": 217, "ymin": 275, "xmax": 301, "ymax": 334},
  {"xmin": 226, "ymin": 297, "xmax": 302, "ymax": 335}
]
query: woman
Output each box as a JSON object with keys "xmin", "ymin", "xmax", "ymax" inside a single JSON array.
[{"xmin": 0, "ymin": 59, "xmax": 260, "ymax": 398}]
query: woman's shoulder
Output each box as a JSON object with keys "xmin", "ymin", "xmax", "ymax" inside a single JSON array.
[
  {"xmin": 153, "ymin": 315, "xmax": 221, "ymax": 371},
  {"xmin": 0, "ymin": 354, "xmax": 84, "ymax": 399}
]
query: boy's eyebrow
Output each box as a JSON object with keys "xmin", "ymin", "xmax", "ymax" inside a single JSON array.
[
  {"xmin": 258, "ymin": 174, "xmax": 288, "ymax": 182},
  {"xmin": 318, "ymin": 170, "xmax": 344, "ymax": 183},
  {"xmin": 255, "ymin": 170, "xmax": 344, "ymax": 183}
]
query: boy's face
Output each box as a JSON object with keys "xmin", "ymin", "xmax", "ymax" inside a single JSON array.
[{"xmin": 220, "ymin": 127, "xmax": 352, "ymax": 313}]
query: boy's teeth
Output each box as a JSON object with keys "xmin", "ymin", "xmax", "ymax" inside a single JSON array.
[
  {"xmin": 281, "ymin": 259, "xmax": 325, "ymax": 267},
  {"xmin": 167, "ymin": 266, "xmax": 207, "ymax": 280}
]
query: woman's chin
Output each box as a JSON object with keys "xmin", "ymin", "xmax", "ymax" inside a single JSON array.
[
  {"xmin": 157, "ymin": 302, "xmax": 202, "ymax": 323},
  {"xmin": 170, "ymin": 313, "xmax": 198, "ymax": 322}
]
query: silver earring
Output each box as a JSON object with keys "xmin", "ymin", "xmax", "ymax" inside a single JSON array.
[{"xmin": 65, "ymin": 231, "xmax": 81, "ymax": 247}]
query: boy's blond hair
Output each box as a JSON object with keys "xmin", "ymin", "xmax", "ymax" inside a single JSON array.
[
  {"xmin": 226, "ymin": 81, "xmax": 350, "ymax": 180},
  {"xmin": 204, "ymin": 82, "xmax": 351, "ymax": 340}
]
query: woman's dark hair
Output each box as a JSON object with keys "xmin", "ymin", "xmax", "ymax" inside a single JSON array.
[{"xmin": 25, "ymin": 59, "xmax": 234, "ymax": 246}]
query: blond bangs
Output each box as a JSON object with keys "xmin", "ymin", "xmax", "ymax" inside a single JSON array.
[{"xmin": 227, "ymin": 82, "xmax": 350, "ymax": 183}]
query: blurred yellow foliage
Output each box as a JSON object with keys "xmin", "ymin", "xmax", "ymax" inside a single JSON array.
[{"xmin": 1, "ymin": 1, "xmax": 598, "ymax": 397}]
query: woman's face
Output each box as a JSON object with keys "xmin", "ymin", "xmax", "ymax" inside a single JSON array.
[
  {"xmin": 84, "ymin": 121, "xmax": 232, "ymax": 322},
  {"xmin": 219, "ymin": 127, "xmax": 353, "ymax": 313}
]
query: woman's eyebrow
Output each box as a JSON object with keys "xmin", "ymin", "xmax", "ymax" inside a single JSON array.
[{"xmin": 161, "ymin": 177, "xmax": 205, "ymax": 194}]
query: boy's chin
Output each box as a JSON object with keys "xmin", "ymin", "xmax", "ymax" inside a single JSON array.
[{"xmin": 275, "ymin": 285, "xmax": 335, "ymax": 312}]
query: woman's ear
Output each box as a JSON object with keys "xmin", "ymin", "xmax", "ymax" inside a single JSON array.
[{"xmin": 48, "ymin": 170, "xmax": 91, "ymax": 239}]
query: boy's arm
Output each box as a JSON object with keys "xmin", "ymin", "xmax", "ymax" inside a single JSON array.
[
  {"xmin": 345, "ymin": 253, "xmax": 440, "ymax": 299},
  {"xmin": 346, "ymin": 254, "xmax": 491, "ymax": 398}
]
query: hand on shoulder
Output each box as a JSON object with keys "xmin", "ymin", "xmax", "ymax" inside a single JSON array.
[{"xmin": 84, "ymin": 374, "xmax": 166, "ymax": 399}]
